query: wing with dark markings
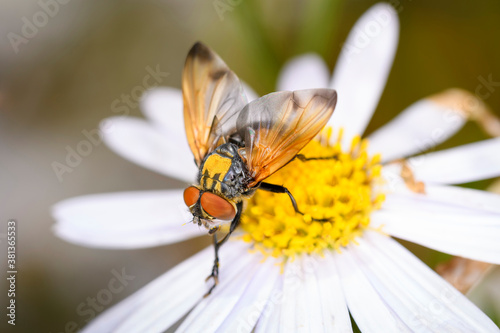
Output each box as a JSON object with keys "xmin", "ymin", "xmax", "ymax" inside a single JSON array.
[
  {"xmin": 182, "ymin": 42, "xmax": 247, "ymax": 165},
  {"xmin": 236, "ymin": 89, "xmax": 337, "ymax": 186}
]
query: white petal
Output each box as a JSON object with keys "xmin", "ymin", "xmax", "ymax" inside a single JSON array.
[
  {"xmin": 141, "ymin": 87, "xmax": 185, "ymax": 139},
  {"xmin": 254, "ymin": 277, "xmax": 283, "ymax": 333},
  {"xmin": 101, "ymin": 116, "xmax": 197, "ymax": 183},
  {"xmin": 334, "ymin": 246, "xmax": 410, "ymax": 332},
  {"xmin": 110, "ymin": 241, "xmax": 250, "ymax": 333},
  {"xmin": 278, "ymin": 258, "xmax": 299, "ymax": 332},
  {"xmin": 372, "ymin": 203, "xmax": 500, "ymax": 264},
  {"xmin": 368, "ymin": 99, "xmax": 466, "ymax": 163},
  {"xmin": 276, "ymin": 54, "xmax": 330, "ymax": 91},
  {"xmin": 406, "ymin": 137, "xmax": 500, "ymax": 184},
  {"xmin": 327, "ymin": 3, "xmax": 399, "ymax": 146},
  {"xmin": 301, "ymin": 256, "xmax": 329, "ymax": 332},
  {"xmin": 177, "ymin": 246, "xmax": 262, "ymax": 332},
  {"xmin": 80, "ymin": 245, "xmax": 212, "ymax": 333},
  {"xmin": 280, "ymin": 255, "xmax": 353, "ymax": 333},
  {"xmin": 208, "ymin": 257, "xmax": 280, "ymax": 332},
  {"xmin": 53, "ymin": 190, "xmax": 204, "ymax": 248},
  {"xmin": 424, "ymin": 184, "xmax": 500, "ymax": 214},
  {"xmin": 278, "ymin": 257, "xmax": 328, "ymax": 332},
  {"xmin": 316, "ymin": 253, "xmax": 352, "ymax": 333},
  {"xmin": 385, "ymin": 183, "xmax": 500, "ymax": 215},
  {"xmin": 357, "ymin": 232, "xmax": 499, "ymax": 332},
  {"xmin": 381, "ymin": 190, "xmax": 498, "ymax": 216}
]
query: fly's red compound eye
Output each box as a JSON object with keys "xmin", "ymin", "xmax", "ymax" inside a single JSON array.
[
  {"xmin": 183, "ymin": 186, "xmax": 200, "ymax": 207},
  {"xmin": 200, "ymin": 192, "xmax": 236, "ymax": 220}
]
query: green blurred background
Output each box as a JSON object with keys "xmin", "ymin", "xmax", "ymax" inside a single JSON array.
[{"xmin": 1, "ymin": 0, "xmax": 500, "ymax": 331}]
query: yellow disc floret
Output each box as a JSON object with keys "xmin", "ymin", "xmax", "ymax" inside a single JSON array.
[{"xmin": 240, "ymin": 127, "xmax": 385, "ymax": 259}]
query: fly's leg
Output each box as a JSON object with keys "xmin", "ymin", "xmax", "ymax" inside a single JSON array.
[
  {"xmin": 259, "ymin": 182, "xmax": 330, "ymax": 222},
  {"xmin": 204, "ymin": 201, "xmax": 243, "ymax": 297},
  {"xmin": 204, "ymin": 233, "xmax": 220, "ymax": 297},
  {"xmin": 295, "ymin": 154, "xmax": 338, "ymax": 162}
]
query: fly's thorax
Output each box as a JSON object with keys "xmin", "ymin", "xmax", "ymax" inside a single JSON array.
[{"xmin": 198, "ymin": 143, "xmax": 252, "ymax": 199}]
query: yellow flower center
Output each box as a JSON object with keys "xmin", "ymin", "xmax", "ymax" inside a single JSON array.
[{"xmin": 240, "ymin": 128, "xmax": 385, "ymax": 259}]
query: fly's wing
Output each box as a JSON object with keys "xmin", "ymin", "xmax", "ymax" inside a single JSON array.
[
  {"xmin": 183, "ymin": 42, "xmax": 247, "ymax": 165},
  {"xmin": 237, "ymin": 89, "xmax": 337, "ymax": 186}
]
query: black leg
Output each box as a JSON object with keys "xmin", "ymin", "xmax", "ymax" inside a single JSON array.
[
  {"xmin": 259, "ymin": 182, "xmax": 330, "ymax": 222},
  {"xmin": 295, "ymin": 153, "xmax": 338, "ymax": 161},
  {"xmin": 204, "ymin": 233, "xmax": 220, "ymax": 293},
  {"xmin": 259, "ymin": 182, "xmax": 302, "ymax": 214},
  {"xmin": 204, "ymin": 201, "xmax": 243, "ymax": 297}
]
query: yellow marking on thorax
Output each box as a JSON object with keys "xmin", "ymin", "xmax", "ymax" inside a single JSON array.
[
  {"xmin": 201, "ymin": 154, "xmax": 233, "ymax": 192},
  {"xmin": 204, "ymin": 178, "xmax": 218, "ymax": 192}
]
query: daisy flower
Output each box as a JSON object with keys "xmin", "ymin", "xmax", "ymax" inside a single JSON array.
[{"xmin": 53, "ymin": 3, "xmax": 500, "ymax": 332}]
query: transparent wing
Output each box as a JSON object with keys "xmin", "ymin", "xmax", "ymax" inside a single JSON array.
[
  {"xmin": 236, "ymin": 89, "xmax": 337, "ymax": 186},
  {"xmin": 182, "ymin": 42, "xmax": 247, "ymax": 165}
]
